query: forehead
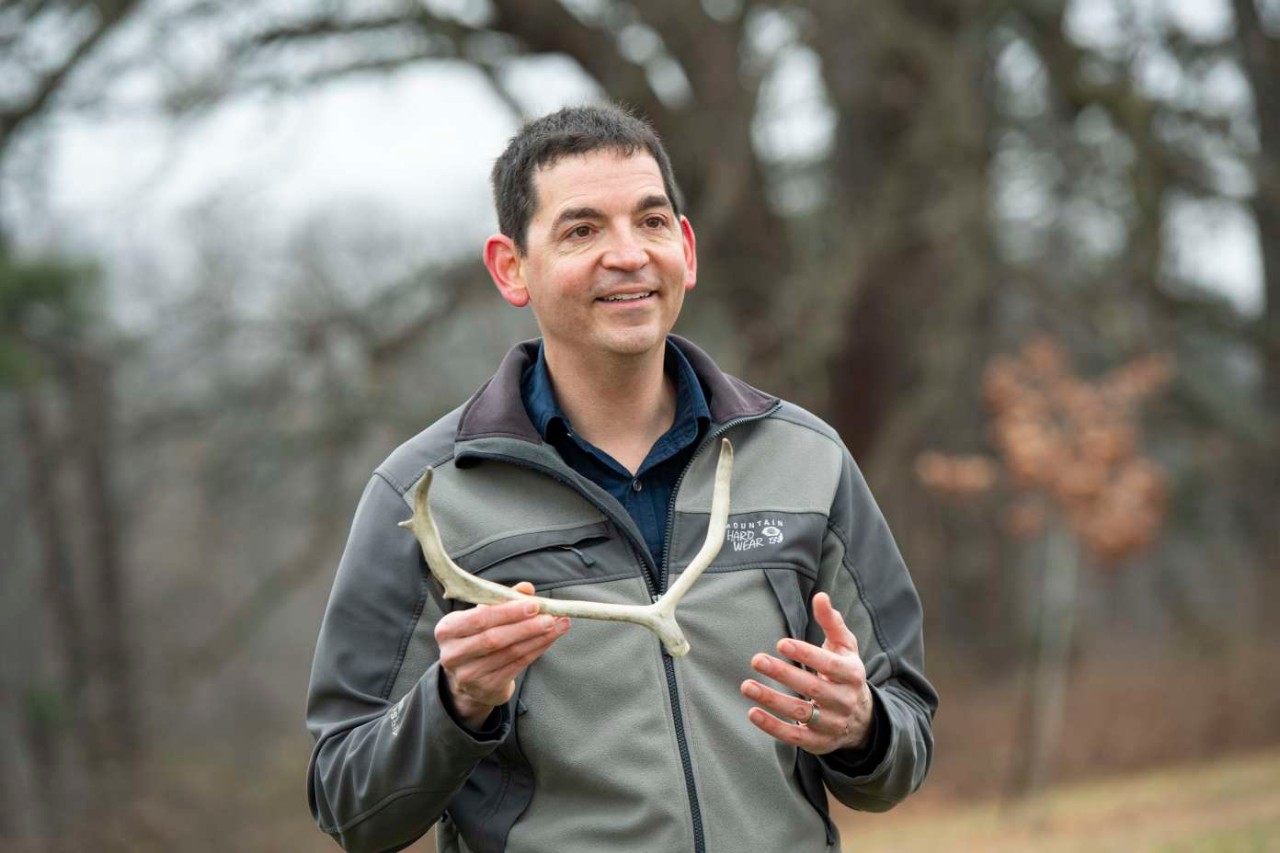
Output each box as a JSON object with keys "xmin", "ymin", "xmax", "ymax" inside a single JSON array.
[{"xmin": 530, "ymin": 150, "xmax": 667, "ymax": 218}]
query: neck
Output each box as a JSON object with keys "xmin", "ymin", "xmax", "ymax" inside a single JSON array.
[{"xmin": 543, "ymin": 341, "xmax": 675, "ymax": 472}]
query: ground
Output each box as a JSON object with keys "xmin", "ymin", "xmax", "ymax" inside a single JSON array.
[{"xmin": 838, "ymin": 748, "xmax": 1280, "ymax": 852}]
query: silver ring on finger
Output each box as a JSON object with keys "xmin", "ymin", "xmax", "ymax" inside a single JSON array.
[{"xmin": 798, "ymin": 701, "xmax": 820, "ymax": 728}]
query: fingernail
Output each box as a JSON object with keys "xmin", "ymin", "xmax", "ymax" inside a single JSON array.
[
  {"xmin": 555, "ymin": 618, "xmax": 570, "ymax": 634},
  {"xmin": 778, "ymin": 640, "xmax": 795, "ymax": 656},
  {"xmin": 743, "ymin": 682, "xmax": 760, "ymax": 699},
  {"xmin": 754, "ymin": 656, "xmax": 771, "ymax": 672},
  {"xmin": 524, "ymin": 603, "xmax": 539, "ymax": 616}
]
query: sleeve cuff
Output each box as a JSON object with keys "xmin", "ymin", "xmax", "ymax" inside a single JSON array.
[
  {"xmin": 820, "ymin": 684, "xmax": 890, "ymax": 776},
  {"xmin": 436, "ymin": 668, "xmax": 508, "ymax": 741}
]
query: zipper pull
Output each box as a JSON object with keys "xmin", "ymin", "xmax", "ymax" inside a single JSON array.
[{"xmin": 556, "ymin": 544, "xmax": 595, "ymax": 567}]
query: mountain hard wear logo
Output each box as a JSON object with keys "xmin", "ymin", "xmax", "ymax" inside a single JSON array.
[{"xmin": 727, "ymin": 518, "xmax": 785, "ymax": 552}]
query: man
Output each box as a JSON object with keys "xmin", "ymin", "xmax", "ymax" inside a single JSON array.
[{"xmin": 306, "ymin": 105, "xmax": 936, "ymax": 853}]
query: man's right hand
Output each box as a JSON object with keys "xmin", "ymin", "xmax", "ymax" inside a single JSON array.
[{"xmin": 434, "ymin": 581, "xmax": 570, "ymax": 729}]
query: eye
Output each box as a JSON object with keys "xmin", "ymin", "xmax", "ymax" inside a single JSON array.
[
  {"xmin": 643, "ymin": 215, "xmax": 667, "ymax": 229},
  {"xmin": 568, "ymin": 224, "xmax": 593, "ymax": 239}
]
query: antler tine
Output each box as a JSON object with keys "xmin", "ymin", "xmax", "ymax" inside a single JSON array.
[
  {"xmin": 399, "ymin": 439, "xmax": 735, "ymax": 656},
  {"xmin": 401, "ymin": 468, "xmax": 523, "ymax": 604},
  {"xmin": 656, "ymin": 438, "xmax": 734, "ymax": 607}
]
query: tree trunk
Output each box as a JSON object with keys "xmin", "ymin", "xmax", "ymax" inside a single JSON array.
[
  {"xmin": 1009, "ymin": 520, "xmax": 1080, "ymax": 800},
  {"xmin": 814, "ymin": 0, "xmax": 997, "ymax": 476},
  {"xmin": 23, "ymin": 695, "xmax": 62, "ymax": 850},
  {"xmin": 1230, "ymin": 0, "xmax": 1280, "ymax": 584},
  {"xmin": 18, "ymin": 386, "xmax": 102, "ymax": 774},
  {"xmin": 1230, "ymin": 0, "xmax": 1280, "ymax": 416},
  {"xmin": 62, "ymin": 351, "xmax": 139, "ymax": 770}
]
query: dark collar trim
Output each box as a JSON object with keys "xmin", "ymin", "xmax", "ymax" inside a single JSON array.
[{"xmin": 454, "ymin": 335, "xmax": 777, "ymax": 445}]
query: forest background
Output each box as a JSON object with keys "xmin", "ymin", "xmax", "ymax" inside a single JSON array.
[{"xmin": 1, "ymin": 0, "xmax": 1277, "ymax": 849}]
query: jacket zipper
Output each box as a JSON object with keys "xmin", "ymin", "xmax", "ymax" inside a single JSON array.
[
  {"xmin": 460, "ymin": 403, "xmax": 780, "ymax": 853},
  {"xmin": 658, "ymin": 404, "xmax": 782, "ymax": 853},
  {"xmin": 659, "ymin": 406, "xmax": 781, "ymax": 592}
]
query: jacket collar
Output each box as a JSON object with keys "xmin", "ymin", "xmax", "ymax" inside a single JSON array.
[{"xmin": 455, "ymin": 335, "xmax": 778, "ymax": 446}]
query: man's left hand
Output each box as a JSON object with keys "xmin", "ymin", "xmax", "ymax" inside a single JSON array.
[{"xmin": 740, "ymin": 592, "xmax": 874, "ymax": 756}]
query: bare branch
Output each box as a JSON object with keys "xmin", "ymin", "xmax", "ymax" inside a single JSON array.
[
  {"xmin": 0, "ymin": 0, "xmax": 141, "ymax": 159},
  {"xmin": 488, "ymin": 0, "xmax": 665, "ymax": 121},
  {"xmin": 245, "ymin": 9, "xmax": 477, "ymax": 52}
]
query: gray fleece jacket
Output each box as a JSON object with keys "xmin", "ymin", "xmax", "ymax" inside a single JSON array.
[{"xmin": 306, "ymin": 336, "xmax": 937, "ymax": 853}]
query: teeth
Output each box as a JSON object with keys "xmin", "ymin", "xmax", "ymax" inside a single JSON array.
[{"xmin": 602, "ymin": 292, "xmax": 652, "ymax": 302}]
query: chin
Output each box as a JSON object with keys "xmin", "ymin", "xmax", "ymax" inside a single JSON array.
[{"xmin": 596, "ymin": 327, "xmax": 667, "ymax": 357}]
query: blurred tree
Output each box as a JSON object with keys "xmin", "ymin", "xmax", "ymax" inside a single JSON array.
[
  {"xmin": 0, "ymin": 0, "xmax": 143, "ymax": 196},
  {"xmin": 1, "ymin": 254, "xmax": 96, "ymax": 836},
  {"xmin": 0, "ymin": 250, "xmax": 138, "ymax": 831},
  {"xmin": 919, "ymin": 336, "xmax": 1174, "ymax": 797},
  {"xmin": 1229, "ymin": 0, "xmax": 1278, "ymax": 411}
]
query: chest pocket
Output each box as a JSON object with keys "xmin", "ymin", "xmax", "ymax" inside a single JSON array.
[
  {"xmin": 442, "ymin": 520, "xmax": 625, "ymax": 596},
  {"xmin": 762, "ymin": 567, "xmax": 814, "ymax": 640}
]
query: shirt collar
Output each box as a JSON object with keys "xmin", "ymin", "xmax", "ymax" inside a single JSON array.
[{"xmin": 521, "ymin": 338, "xmax": 711, "ymax": 443}]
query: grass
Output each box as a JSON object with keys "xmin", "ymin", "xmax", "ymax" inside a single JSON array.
[
  {"xmin": 838, "ymin": 748, "xmax": 1280, "ymax": 852},
  {"xmin": 8, "ymin": 742, "xmax": 1277, "ymax": 850}
]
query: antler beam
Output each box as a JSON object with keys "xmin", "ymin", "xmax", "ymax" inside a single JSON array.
[{"xmin": 399, "ymin": 439, "xmax": 734, "ymax": 657}]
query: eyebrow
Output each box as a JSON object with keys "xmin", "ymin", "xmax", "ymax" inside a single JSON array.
[
  {"xmin": 548, "ymin": 194, "xmax": 674, "ymax": 236},
  {"xmin": 635, "ymin": 194, "xmax": 673, "ymax": 214}
]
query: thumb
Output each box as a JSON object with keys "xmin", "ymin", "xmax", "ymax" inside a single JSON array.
[
  {"xmin": 814, "ymin": 592, "xmax": 857, "ymax": 653},
  {"xmin": 513, "ymin": 581, "xmax": 536, "ymax": 596}
]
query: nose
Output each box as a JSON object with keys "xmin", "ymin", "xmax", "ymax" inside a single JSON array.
[{"xmin": 601, "ymin": 229, "xmax": 648, "ymax": 272}]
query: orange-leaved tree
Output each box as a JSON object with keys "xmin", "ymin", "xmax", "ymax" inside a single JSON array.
[{"xmin": 917, "ymin": 336, "xmax": 1173, "ymax": 798}]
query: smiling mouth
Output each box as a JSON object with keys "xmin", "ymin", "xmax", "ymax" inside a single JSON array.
[{"xmin": 598, "ymin": 291, "xmax": 655, "ymax": 303}]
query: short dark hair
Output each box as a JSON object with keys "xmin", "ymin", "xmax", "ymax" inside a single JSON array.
[{"xmin": 490, "ymin": 104, "xmax": 682, "ymax": 254}]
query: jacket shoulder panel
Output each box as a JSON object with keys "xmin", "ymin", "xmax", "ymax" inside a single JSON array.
[
  {"xmin": 675, "ymin": 405, "xmax": 845, "ymax": 517},
  {"xmin": 374, "ymin": 404, "xmax": 468, "ymax": 496},
  {"xmin": 769, "ymin": 400, "xmax": 847, "ymax": 450}
]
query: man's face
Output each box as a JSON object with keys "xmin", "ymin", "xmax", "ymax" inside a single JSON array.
[{"xmin": 486, "ymin": 150, "xmax": 697, "ymax": 363}]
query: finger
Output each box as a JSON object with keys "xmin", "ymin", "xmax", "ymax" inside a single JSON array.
[
  {"xmin": 512, "ymin": 581, "xmax": 536, "ymax": 596},
  {"xmin": 467, "ymin": 634, "xmax": 567, "ymax": 696},
  {"xmin": 746, "ymin": 706, "xmax": 826, "ymax": 752},
  {"xmin": 440, "ymin": 614, "xmax": 561, "ymax": 669},
  {"xmin": 435, "ymin": 595, "xmax": 543, "ymax": 643},
  {"xmin": 751, "ymin": 653, "xmax": 854, "ymax": 713},
  {"xmin": 741, "ymin": 679, "xmax": 819, "ymax": 725},
  {"xmin": 812, "ymin": 593, "xmax": 857, "ymax": 653},
  {"xmin": 774, "ymin": 638, "xmax": 863, "ymax": 686},
  {"xmin": 468, "ymin": 618, "xmax": 570, "ymax": 680},
  {"xmin": 449, "ymin": 616, "xmax": 568, "ymax": 705}
]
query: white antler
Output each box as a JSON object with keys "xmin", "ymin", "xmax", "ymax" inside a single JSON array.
[{"xmin": 399, "ymin": 439, "xmax": 734, "ymax": 657}]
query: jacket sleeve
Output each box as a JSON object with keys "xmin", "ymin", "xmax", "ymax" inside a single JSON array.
[
  {"xmin": 306, "ymin": 473, "xmax": 510, "ymax": 852},
  {"xmin": 812, "ymin": 450, "xmax": 938, "ymax": 812}
]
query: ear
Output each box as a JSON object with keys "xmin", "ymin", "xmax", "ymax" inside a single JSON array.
[
  {"xmin": 679, "ymin": 216, "xmax": 698, "ymax": 291},
  {"xmin": 484, "ymin": 234, "xmax": 529, "ymax": 308}
]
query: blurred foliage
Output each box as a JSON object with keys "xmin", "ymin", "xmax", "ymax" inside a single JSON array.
[
  {"xmin": 0, "ymin": 252, "xmax": 97, "ymax": 384},
  {"xmin": 22, "ymin": 684, "xmax": 66, "ymax": 732}
]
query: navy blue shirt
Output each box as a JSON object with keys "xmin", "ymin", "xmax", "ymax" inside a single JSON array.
[{"xmin": 521, "ymin": 339, "xmax": 711, "ymax": 572}]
